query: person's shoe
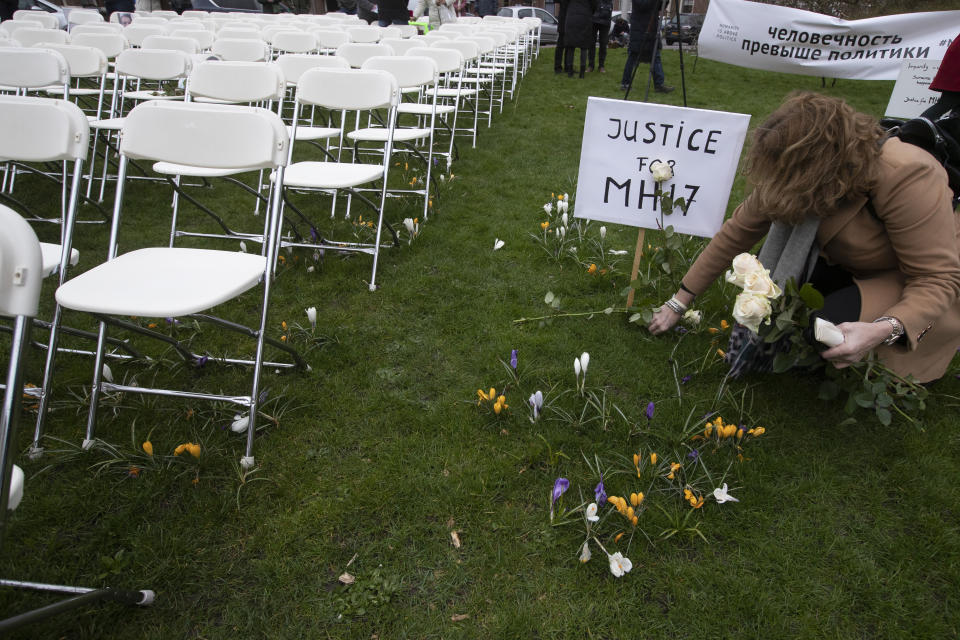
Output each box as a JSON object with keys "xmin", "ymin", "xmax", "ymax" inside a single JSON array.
[
  {"xmin": 567, "ymin": 71, "xmax": 574, "ymax": 78},
  {"xmin": 620, "ymin": 83, "xmax": 629, "ymax": 91},
  {"xmin": 587, "ymin": 66, "xmax": 594, "ymax": 73},
  {"xmin": 654, "ymin": 84, "xmax": 675, "ymax": 93},
  {"xmin": 599, "ymin": 66, "xmax": 606, "ymax": 73}
]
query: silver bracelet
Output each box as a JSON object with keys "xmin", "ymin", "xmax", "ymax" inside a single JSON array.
[
  {"xmin": 669, "ymin": 296, "xmax": 688, "ymax": 312},
  {"xmin": 663, "ymin": 298, "xmax": 685, "ymax": 314}
]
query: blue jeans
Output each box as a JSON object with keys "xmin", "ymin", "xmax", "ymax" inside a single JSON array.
[{"xmin": 621, "ymin": 48, "xmax": 665, "ymax": 88}]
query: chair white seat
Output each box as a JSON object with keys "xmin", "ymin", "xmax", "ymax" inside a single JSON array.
[
  {"xmin": 39, "ymin": 243, "xmax": 80, "ymax": 278},
  {"xmin": 152, "ymin": 161, "xmax": 241, "ymax": 177},
  {"xmin": 282, "ymin": 161, "xmax": 385, "ymax": 189},
  {"xmin": 397, "ymin": 103, "xmax": 455, "ymax": 115},
  {"xmin": 348, "ymin": 127, "xmax": 430, "ymax": 142},
  {"xmin": 287, "ymin": 125, "xmax": 341, "ymax": 141},
  {"xmin": 55, "ymin": 247, "xmax": 267, "ymax": 317}
]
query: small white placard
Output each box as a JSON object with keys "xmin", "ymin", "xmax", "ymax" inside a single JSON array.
[
  {"xmin": 573, "ymin": 98, "xmax": 750, "ymax": 238},
  {"xmin": 884, "ymin": 58, "xmax": 943, "ymax": 119}
]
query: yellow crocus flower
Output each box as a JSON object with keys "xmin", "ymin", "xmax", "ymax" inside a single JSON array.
[
  {"xmin": 650, "ymin": 452, "xmax": 658, "ymax": 465},
  {"xmin": 142, "ymin": 441, "xmax": 153, "ymax": 456}
]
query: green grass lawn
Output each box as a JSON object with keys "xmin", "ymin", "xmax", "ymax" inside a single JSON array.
[{"xmin": 2, "ymin": 46, "xmax": 959, "ymax": 638}]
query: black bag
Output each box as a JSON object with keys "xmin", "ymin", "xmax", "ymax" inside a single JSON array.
[
  {"xmin": 725, "ymin": 323, "xmax": 791, "ymax": 378},
  {"xmin": 594, "ymin": 0, "xmax": 612, "ymax": 22},
  {"xmin": 880, "ymin": 112, "xmax": 960, "ymax": 207}
]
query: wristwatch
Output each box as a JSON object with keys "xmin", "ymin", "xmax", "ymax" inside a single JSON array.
[{"xmin": 874, "ymin": 316, "xmax": 904, "ymax": 346}]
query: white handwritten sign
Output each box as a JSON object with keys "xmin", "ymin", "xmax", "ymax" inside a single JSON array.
[
  {"xmin": 574, "ymin": 98, "xmax": 750, "ymax": 238},
  {"xmin": 885, "ymin": 58, "xmax": 943, "ymax": 119}
]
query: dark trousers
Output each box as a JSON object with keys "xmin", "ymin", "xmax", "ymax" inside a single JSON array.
[
  {"xmin": 589, "ymin": 22, "xmax": 609, "ymax": 69},
  {"xmin": 563, "ymin": 47, "xmax": 587, "ymax": 75}
]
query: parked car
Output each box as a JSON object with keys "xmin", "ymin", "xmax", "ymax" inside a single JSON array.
[
  {"xmin": 496, "ymin": 5, "xmax": 558, "ymax": 45},
  {"xmin": 664, "ymin": 13, "xmax": 703, "ymax": 45},
  {"xmin": 15, "ymin": 0, "xmax": 69, "ymax": 29}
]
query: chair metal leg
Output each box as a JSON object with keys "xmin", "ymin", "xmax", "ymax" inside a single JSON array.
[
  {"xmin": 0, "ymin": 316, "xmax": 31, "ymax": 550},
  {"xmin": 0, "ymin": 581, "xmax": 154, "ymax": 635}
]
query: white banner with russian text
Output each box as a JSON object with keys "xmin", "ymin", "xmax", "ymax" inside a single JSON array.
[{"xmin": 698, "ymin": 0, "xmax": 958, "ymax": 81}]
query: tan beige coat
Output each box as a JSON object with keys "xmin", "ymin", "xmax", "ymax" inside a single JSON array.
[{"xmin": 682, "ymin": 138, "xmax": 959, "ymax": 383}]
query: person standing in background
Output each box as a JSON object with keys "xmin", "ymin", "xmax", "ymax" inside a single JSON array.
[
  {"xmin": 378, "ymin": 0, "xmax": 410, "ymax": 26},
  {"xmin": 588, "ymin": 0, "xmax": 612, "ymax": 73},
  {"xmin": 563, "ymin": 0, "xmax": 596, "ymax": 78},
  {"xmin": 620, "ymin": 0, "xmax": 673, "ymax": 93},
  {"xmin": 476, "ymin": 0, "xmax": 497, "ymax": 17}
]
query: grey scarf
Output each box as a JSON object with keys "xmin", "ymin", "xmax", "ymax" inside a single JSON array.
[{"xmin": 756, "ymin": 216, "xmax": 820, "ymax": 287}]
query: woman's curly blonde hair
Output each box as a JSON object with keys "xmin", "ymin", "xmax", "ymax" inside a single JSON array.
[{"xmin": 744, "ymin": 92, "xmax": 886, "ymax": 224}]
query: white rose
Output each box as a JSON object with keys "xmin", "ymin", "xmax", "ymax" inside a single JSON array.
[
  {"xmin": 725, "ymin": 253, "xmax": 765, "ymax": 287},
  {"xmin": 741, "ymin": 270, "xmax": 782, "ymax": 299},
  {"xmin": 650, "ymin": 160, "xmax": 673, "ymax": 183},
  {"xmin": 682, "ymin": 309, "xmax": 702, "ymax": 326},
  {"xmin": 732, "ymin": 292, "xmax": 772, "ymax": 334}
]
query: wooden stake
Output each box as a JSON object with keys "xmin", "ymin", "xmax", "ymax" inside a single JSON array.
[{"xmin": 625, "ymin": 228, "xmax": 646, "ymax": 309}]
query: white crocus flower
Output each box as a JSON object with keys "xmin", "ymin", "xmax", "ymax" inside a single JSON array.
[
  {"xmin": 528, "ymin": 390, "xmax": 543, "ymax": 422},
  {"xmin": 403, "ymin": 218, "xmax": 415, "ymax": 234},
  {"xmin": 231, "ymin": 414, "xmax": 250, "ymax": 433},
  {"xmin": 608, "ymin": 552, "xmax": 632, "ymax": 577},
  {"xmin": 713, "ymin": 483, "xmax": 739, "ymax": 504},
  {"xmin": 579, "ymin": 541, "xmax": 591, "ymax": 563},
  {"xmin": 609, "ymin": 249, "xmax": 628, "ymax": 256},
  {"xmin": 585, "ymin": 502, "xmax": 599, "ymax": 522},
  {"xmin": 494, "ymin": 238, "xmax": 505, "ymax": 251},
  {"xmin": 579, "ymin": 352, "xmax": 590, "ymax": 375},
  {"xmin": 574, "ymin": 357, "xmax": 582, "ymax": 379},
  {"xmin": 543, "ymin": 202, "xmax": 553, "ymax": 215},
  {"xmin": 305, "ymin": 306, "xmax": 317, "ymax": 331},
  {"xmin": 599, "ymin": 226, "xmax": 606, "ymax": 240},
  {"xmin": 561, "ymin": 212, "xmax": 568, "ymax": 228},
  {"xmin": 239, "ymin": 241, "xmax": 248, "ymax": 253},
  {"xmin": 102, "ymin": 363, "xmax": 113, "ymax": 383},
  {"xmin": 682, "ymin": 309, "xmax": 701, "ymax": 326}
]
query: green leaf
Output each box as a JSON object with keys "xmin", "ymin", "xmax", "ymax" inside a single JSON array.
[
  {"xmin": 663, "ymin": 225, "xmax": 675, "ymax": 238},
  {"xmin": 798, "ymin": 283, "xmax": 825, "ymax": 310},
  {"xmin": 775, "ymin": 314, "xmax": 794, "ymax": 331},
  {"xmin": 772, "ymin": 351, "xmax": 794, "ymax": 373},
  {"xmin": 661, "ymin": 262, "xmax": 671, "ymax": 274},
  {"xmin": 854, "ymin": 391, "xmax": 876, "ymax": 408},
  {"xmin": 875, "ymin": 407, "xmax": 892, "ymax": 426}
]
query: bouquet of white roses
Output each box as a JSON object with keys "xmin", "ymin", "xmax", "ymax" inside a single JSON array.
[{"xmin": 725, "ymin": 253, "xmax": 782, "ymax": 334}]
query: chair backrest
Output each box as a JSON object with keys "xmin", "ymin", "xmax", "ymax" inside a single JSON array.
[
  {"xmin": 140, "ymin": 34, "xmax": 200, "ymax": 55},
  {"xmin": 182, "ymin": 10, "xmax": 211, "ymax": 20},
  {"xmin": 457, "ymin": 16, "xmax": 481, "ymax": 24},
  {"xmin": 380, "ymin": 38, "xmax": 421, "ymax": 56},
  {"xmin": 120, "ymin": 100, "xmax": 288, "ymax": 171},
  {"xmin": 423, "ymin": 30, "xmax": 454, "ymax": 40},
  {"xmin": 149, "ymin": 9, "xmax": 179, "ymax": 18},
  {"xmin": 12, "ymin": 10, "xmax": 61, "ymax": 30},
  {"xmin": 123, "ymin": 24, "xmax": 168, "ymax": 47},
  {"xmin": 406, "ymin": 45, "xmax": 463, "ymax": 75},
  {"xmin": 295, "ymin": 67, "xmax": 398, "ymax": 112},
  {"xmin": 70, "ymin": 32, "xmax": 129, "ymax": 59},
  {"xmin": 71, "ymin": 23, "xmax": 124, "ymax": 36},
  {"xmin": 187, "ymin": 60, "xmax": 285, "ymax": 103},
  {"xmin": 438, "ymin": 23, "xmax": 475, "ymax": 35},
  {"xmin": 335, "ymin": 42, "xmax": 392, "ymax": 68},
  {"xmin": 168, "ymin": 17, "xmax": 205, "ymax": 29},
  {"xmin": 13, "ymin": 28, "xmax": 69, "ymax": 47},
  {"xmin": 431, "ymin": 38, "xmax": 478, "ymax": 62},
  {"xmin": 0, "ymin": 94, "xmax": 89, "ymax": 164},
  {"xmin": 361, "ymin": 55, "xmax": 437, "ymax": 91},
  {"xmin": 276, "ymin": 52, "xmax": 348, "ymax": 85},
  {"xmin": 0, "ymin": 206, "xmax": 43, "ymax": 319},
  {"xmin": 216, "ymin": 27, "xmax": 263, "ymax": 41},
  {"xmin": 132, "ymin": 16, "xmax": 169, "ymax": 26},
  {"xmin": 0, "ymin": 19, "xmax": 40, "ymax": 38},
  {"xmin": 271, "ymin": 30, "xmax": 317, "ymax": 54},
  {"xmin": 312, "ymin": 28, "xmax": 349, "ymax": 52},
  {"xmin": 0, "ymin": 48, "xmax": 70, "ymax": 90},
  {"xmin": 379, "ymin": 26, "xmax": 402, "ymax": 40},
  {"xmin": 41, "ymin": 43, "xmax": 108, "ymax": 79},
  {"xmin": 170, "ymin": 28, "xmax": 215, "ymax": 50},
  {"xmin": 460, "ymin": 34, "xmax": 495, "ymax": 56},
  {"xmin": 393, "ymin": 24, "xmax": 419, "ymax": 39},
  {"xmin": 347, "ymin": 25, "xmax": 381, "ymax": 43},
  {"xmin": 115, "ymin": 47, "xmax": 192, "ymax": 81},
  {"xmin": 211, "ymin": 37, "xmax": 269, "ymax": 62},
  {"xmin": 68, "ymin": 10, "xmax": 105, "ymax": 27}
]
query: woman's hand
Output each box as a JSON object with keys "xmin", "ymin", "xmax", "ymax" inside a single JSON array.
[
  {"xmin": 648, "ymin": 305, "xmax": 682, "ymax": 335},
  {"xmin": 819, "ymin": 321, "xmax": 892, "ymax": 369}
]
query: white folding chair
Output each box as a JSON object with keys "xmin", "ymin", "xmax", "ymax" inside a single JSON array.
[
  {"xmin": 71, "ymin": 23, "xmax": 124, "ymax": 36},
  {"xmin": 270, "ymin": 30, "xmax": 318, "ymax": 56},
  {"xmin": 358, "ymin": 55, "xmax": 438, "ymax": 219},
  {"xmin": 347, "ymin": 25, "xmax": 382, "ymax": 43},
  {"xmin": 405, "ymin": 46, "xmax": 463, "ymax": 168},
  {"xmin": 212, "ymin": 37, "xmax": 270, "ymax": 62},
  {"xmin": 54, "ymin": 100, "xmax": 300, "ymax": 469},
  {"xmin": 380, "ymin": 38, "xmax": 421, "ymax": 56},
  {"xmin": 11, "ymin": 28, "xmax": 69, "ymax": 48},
  {"xmin": 12, "ymin": 10, "xmax": 60, "ymax": 30},
  {"xmin": 311, "ymin": 28, "xmax": 350, "ymax": 55},
  {"xmin": 335, "ymin": 42, "xmax": 392, "ymax": 68},
  {"xmin": 140, "ymin": 34, "xmax": 200, "ymax": 55},
  {"xmin": 0, "ymin": 95, "xmax": 100, "ymax": 458},
  {"xmin": 429, "ymin": 39, "xmax": 481, "ymax": 147},
  {"xmin": 68, "ymin": 9, "xmax": 105, "ymax": 29},
  {"xmin": 86, "ymin": 48, "xmax": 192, "ymax": 202},
  {"xmin": 169, "ymin": 27, "xmax": 215, "ymax": 51},
  {"xmin": 0, "ymin": 206, "xmax": 156, "ymax": 634},
  {"xmin": 160, "ymin": 60, "xmax": 287, "ymax": 246},
  {"xmin": 279, "ymin": 67, "xmax": 400, "ymax": 291},
  {"xmin": 122, "ymin": 23, "xmax": 168, "ymax": 47}
]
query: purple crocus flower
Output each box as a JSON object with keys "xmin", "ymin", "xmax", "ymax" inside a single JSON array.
[
  {"xmin": 681, "ymin": 374, "xmax": 692, "ymax": 384},
  {"xmin": 551, "ymin": 477, "xmax": 569, "ymax": 504},
  {"xmin": 510, "ymin": 349, "xmax": 518, "ymax": 370},
  {"xmin": 594, "ymin": 479, "xmax": 607, "ymax": 504},
  {"xmin": 194, "ymin": 355, "xmax": 209, "ymax": 368},
  {"xmin": 687, "ymin": 449, "xmax": 699, "ymax": 460},
  {"xmin": 645, "ymin": 401, "xmax": 655, "ymax": 421}
]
